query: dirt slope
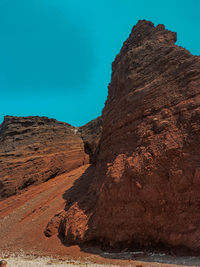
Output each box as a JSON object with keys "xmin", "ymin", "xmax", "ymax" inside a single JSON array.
[
  {"xmin": 0, "ymin": 165, "xmax": 89, "ymax": 255},
  {"xmin": 0, "ymin": 164, "xmax": 199, "ymax": 267}
]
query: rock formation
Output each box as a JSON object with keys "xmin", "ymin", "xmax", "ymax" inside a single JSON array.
[
  {"xmin": 0, "ymin": 116, "xmax": 102, "ymax": 199},
  {"xmin": 46, "ymin": 20, "xmax": 200, "ymax": 253},
  {"xmin": 79, "ymin": 116, "xmax": 103, "ymax": 163},
  {"xmin": 0, "ymin": 260, "xmax": 7, "ymax": 267}
]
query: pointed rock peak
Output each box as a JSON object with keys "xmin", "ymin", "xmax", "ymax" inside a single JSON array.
[{"xmin": 127, "ymin": 20, "xmax": 177, "ymax": 47}]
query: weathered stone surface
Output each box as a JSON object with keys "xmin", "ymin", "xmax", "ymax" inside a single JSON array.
[
  {"xmin": 47, "ymin": 20, "xmax": 200, "ymax": 253},
  {"xmin": 0, "ymin": 116, "xmax": 89, "ymax": 199},
  {"xmin": 79, "ymin": 116, "xmax": 103, "ymax": 163}
]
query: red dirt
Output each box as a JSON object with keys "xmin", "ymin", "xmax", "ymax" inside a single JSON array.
[{"xmin": 0, "ymin": 165, "xmax": 198, "ymax": 266}]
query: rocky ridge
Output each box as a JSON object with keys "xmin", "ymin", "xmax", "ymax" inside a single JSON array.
[
  {"xmin": 0, "ymin": 116, "xmax": 101, "ymax": 199},
  {"xmin": 46, "ymin": 20, "xmax": 200, "ymax": 253}
]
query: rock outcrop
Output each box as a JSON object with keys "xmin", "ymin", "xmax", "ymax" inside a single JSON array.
[
  {"xmin": 0, "ymin": 116, "xmax": 91, "ymax": 199},
  {"xmin": 46, "ymin": 20, "xmax": 200, "ymax": 253},
  {"xmin": 79, "ymin": 117, "xmax": 103, "ymax": 163},
  {"xmin": 0, "ymin": 116, "xmax": 89, "ymax": 198}
]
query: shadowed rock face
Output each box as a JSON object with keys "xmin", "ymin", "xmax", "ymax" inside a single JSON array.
[
  {"xmin": 79, "ymin": 117, "xmax": 103, "ymax": 163},
  {"xmin": 0, "ymin": 116, "xmax": 90, "ymax": 199},
  {"xmin": 47, "ymin": 20, "xmax": 200, "ymax": 253}
]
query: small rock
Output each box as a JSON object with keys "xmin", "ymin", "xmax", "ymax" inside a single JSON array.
[{"xmin": 0, "ymin": 260, "xmax": 7, "ymax": 267}]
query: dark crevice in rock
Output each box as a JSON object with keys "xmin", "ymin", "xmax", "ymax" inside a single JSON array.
[{"xmin": 78, "ymin": 117, "xmax": 103, "ymax": 164}]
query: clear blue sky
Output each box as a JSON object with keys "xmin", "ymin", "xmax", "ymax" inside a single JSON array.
[{"xmin": 0, "ymin": 0, "xmax": 199, "ymax": 126}]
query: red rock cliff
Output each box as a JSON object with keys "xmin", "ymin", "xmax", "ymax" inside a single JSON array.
[
  {"xmin": 0, "ymin": 116, "xmax": 89, "ymax": 199},
  {"xmin": 47, "ymin": 20, "xmax": 200, "ymax": 253},
  {"xmin": 79, "ymin": 117, "xmax": 103, "ymax": 163}
]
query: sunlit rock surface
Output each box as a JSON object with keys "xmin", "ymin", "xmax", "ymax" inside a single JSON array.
[
  {"xmin": 47, "ymin": 20, "xmax": 200, "ymax": 253},
  {"xmin": 0, "ymin": 116, "xmax": 88, "ymax": 198}
]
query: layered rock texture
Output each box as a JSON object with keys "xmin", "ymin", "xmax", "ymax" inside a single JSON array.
[
  {"xmin": 46, "ymin": 20, "xmax": 200, "ymax": 253},
  {"xmin": 0, "ymin": 116, "xmax": 101, "ymax": 199},
  {"xmin": 79, "ymin": 117, "xmax": 103, "ymax": 163}
]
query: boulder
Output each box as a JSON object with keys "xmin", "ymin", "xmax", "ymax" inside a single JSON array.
[{"xmin": 47, "ymin": 20, "xmax": 200, "ymax": 253}]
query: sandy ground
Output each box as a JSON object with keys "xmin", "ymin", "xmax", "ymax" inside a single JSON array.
[
  {"xmin": 0, "ymin": 255, "xmax": 116, "ymax": 267},
  {"xmin": 0, "ymin": 165, "xmax": 200, "ymax": 267},
  {"xmin": 1, "ymin": 253, "xmax": 200, "ymax": 267}
]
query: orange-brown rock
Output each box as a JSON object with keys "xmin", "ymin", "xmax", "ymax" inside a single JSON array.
[
  {"xmin": 79, "ymin": 116, "xmax": 103, "ymax": 163},
  {"xmin": 0, "ymin": 116, "xmax": 89, "ymax": 199},
  {"xmin": 0, "ymin": 260, "xmax": 7, "ymax": 267},
  {"xmin": 47, "ymin": 20, "xmax": 200, "ymax": 253}
]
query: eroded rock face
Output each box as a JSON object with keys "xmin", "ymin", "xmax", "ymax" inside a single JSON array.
[
  {"xmin": 79, "ymin": 117, "xmax": 103, "ymax": 163},
  {"xmin": 47, "ymin": 20, "xmax": 200, "ymax": 252},
  {"xmin": 0, "ymin": 116, "xmax": 89, "ymax": 198}
]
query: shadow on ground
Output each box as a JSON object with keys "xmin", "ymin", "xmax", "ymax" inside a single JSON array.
[
  {"xmin": 82, "ymin": 246, "xmax": 200, "ymax": 266},
  {"xmin": 57, "ymin": 166, "xmax": 200, "ymax": 266}
]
